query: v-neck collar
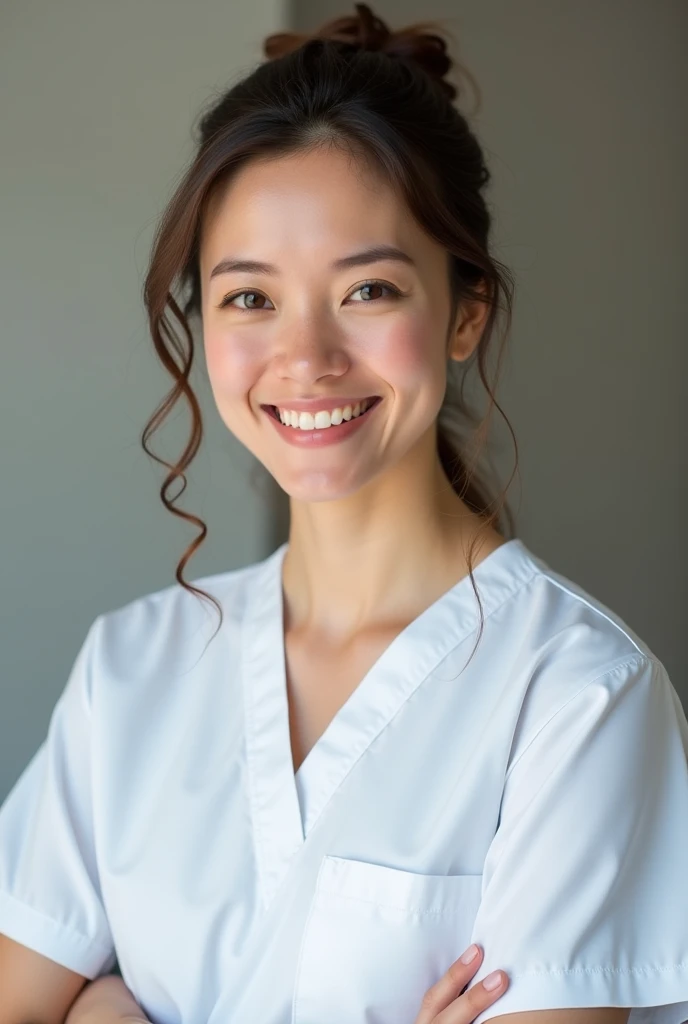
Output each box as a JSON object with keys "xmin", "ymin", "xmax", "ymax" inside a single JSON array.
[{"xmin": 240, "ymin": 536, "xmax": 537, "ymax": 911}]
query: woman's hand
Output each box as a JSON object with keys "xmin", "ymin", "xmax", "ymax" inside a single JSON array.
[
  {"xmin": 63, "ymin": 973, "xmax": 151, "ymax": 1024},
  {"xmin": 413, "ymin": 943, "xmax": 508, "ymax": 1023}
]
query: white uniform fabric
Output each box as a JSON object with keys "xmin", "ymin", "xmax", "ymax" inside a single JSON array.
[{"xmin": 1, "ymin": 537, "xmax": 687, "ymax": 1024}]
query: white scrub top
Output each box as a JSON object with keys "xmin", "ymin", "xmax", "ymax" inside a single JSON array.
[{"xmin": 1, "ymin": 537, "xmax": 687, "ymax": 1024}]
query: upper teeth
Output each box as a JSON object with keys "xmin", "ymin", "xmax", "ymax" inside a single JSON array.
[{"xmin": 277, "ymin": 398, "xmax": 374, "ymax": 430}]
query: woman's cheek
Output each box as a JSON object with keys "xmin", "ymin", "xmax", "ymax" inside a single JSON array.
[
  {"xmin": 203, "ymin": 332, "xmax": 267, "ymax": 445},
  {"xmin": 375, "ymin": 318, "xmax": 442, "ymax": 390},
  {"xmin": 204, "ymin": 329, "xmax": 263, "ymax": 395}
]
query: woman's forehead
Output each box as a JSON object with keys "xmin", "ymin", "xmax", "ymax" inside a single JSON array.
[
  {"xmin": 199, "ymin": 150, "xmax": 438, "ymax": 276},
  {"xmin": 204, "ymin": 149, "xmax": 394, "ymax": 227}
]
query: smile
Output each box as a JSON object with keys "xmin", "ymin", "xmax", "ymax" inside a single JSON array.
[{"xmin": 263, "ymin": 397, "xmax": 383, "ymax": 448}]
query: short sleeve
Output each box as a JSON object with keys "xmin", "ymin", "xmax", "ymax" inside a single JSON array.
[
  {"xmin": 0, "ymin": 615, "xmax": 117, "ymax": 978},
  {"xmin": 465, "ymin": 654, "xmax": 688, "ymax": 1024}
]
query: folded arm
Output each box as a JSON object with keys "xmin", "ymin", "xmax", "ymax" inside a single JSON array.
[
  {"xmin": 0, "ymin": 933, "xmax": 149, "ymax": 1024},
  {"xmin": 63, "ymin": 973, "xmax": 151, "ymax": 1024}
]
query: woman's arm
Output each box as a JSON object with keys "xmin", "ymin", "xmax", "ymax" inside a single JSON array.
[{"xmin": 63, "ymin": 974, "xmax": 151, "ymax": 1024}]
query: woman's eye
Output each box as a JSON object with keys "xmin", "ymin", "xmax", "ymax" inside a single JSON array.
[
  {"xmin": 217, "ymin": 280, "xmax": 400, "ymax": 311},
  {"xmin": 218, "ymin": 291, "xmax": 273, "ymax": 311},
  {"xmin": 348, "ymin": 281, "xmax": 400, "ymax": 303}
]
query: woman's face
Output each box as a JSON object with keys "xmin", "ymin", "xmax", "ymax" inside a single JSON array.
[{"xmin": 199, "ymin": 145, "xmax": 469, "ymax": 504}]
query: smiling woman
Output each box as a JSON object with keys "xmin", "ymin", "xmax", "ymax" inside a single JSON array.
[
  {"xmin": 139, "ymin": 4, "xmax": 518, "ymax": 667},
  {"xmin": 1, "ymin": 4, "xmax": 687, "ymax": 1024}
]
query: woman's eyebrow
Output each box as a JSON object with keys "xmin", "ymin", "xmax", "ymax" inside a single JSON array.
[{"xmin": 209, "ymin": 244, "xmax": 415, "ymax": 280}]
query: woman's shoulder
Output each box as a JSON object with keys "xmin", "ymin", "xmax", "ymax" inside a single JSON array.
[
  {"xmin": 509, "ymin": 536, "xmax": 659, "ymax": 667},
  {"xmin": 90, "ymin": 548, "xmax": 279, "ymax": 678},
  {"xmin": 496, "ymin": 538, "xmax": 678, "ymax": 771},
  {"xmin": 106, "ymin": 548, "xmax": 274, "ymax": 617}
]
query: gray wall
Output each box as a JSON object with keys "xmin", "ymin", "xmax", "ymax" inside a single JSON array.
[
  {"xmin": 0, "ymin": 0, "xmax": 287, "ymax": 799},
  {"xmin": 294, "ymin": 0, "xmax": 687, "ymax": 686},
  {"xmin": 1, "ymin": 0, "xmax": 685, "ymax": 799}
]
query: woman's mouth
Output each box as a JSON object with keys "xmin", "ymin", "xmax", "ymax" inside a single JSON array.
[{"xmin": 262, "ymin": 396, "xmax": 383, "ymax": 448}]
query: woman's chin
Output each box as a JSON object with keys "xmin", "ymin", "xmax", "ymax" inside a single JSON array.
[{"xmin": 275, "ymin": 470, "xmax": 374, "ymax": 505}]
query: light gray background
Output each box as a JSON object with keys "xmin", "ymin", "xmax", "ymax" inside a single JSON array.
[{"xmin": 1, "ymin": 0, "xmax": 685, "ymax": 800}]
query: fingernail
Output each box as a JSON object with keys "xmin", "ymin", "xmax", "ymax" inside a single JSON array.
[
  {"xmin": 483, "ymin": 970, "xmax": 503, "ymax": 991},
  {"xmin": 459, "ymin": 944, "xmax": 479, "ymax": 964}
]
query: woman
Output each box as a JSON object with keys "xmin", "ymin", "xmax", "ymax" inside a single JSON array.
[{"xmin": 1, "ymin": 5, "xmax": 686, "ymax": 1024}]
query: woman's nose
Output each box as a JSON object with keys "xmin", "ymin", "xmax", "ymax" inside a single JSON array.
[{"xmin": 271, "ymin": 317, "xmax": 350, "ymax": 382}]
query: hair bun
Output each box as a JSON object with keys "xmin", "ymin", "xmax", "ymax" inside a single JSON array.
[{"xmin": 264, "ymin": 2, "xmax": 458, "ymax": 100}]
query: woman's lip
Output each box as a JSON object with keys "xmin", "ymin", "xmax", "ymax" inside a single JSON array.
[
  {"xmin": 263, "ymin": 395, "xmax": 382, "ymax": 446},
  {"xmin": 260, "ymin": 395, "xmax": 380, "ymax": 413}
]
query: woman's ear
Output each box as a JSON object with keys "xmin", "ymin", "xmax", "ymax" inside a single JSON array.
[{"xmin": 447, "ymin": 279, "xmax": 491, "ymax": 363}]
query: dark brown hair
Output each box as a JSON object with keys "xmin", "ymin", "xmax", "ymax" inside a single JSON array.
[{"xmin": 141, "ymin": 2, "xmax": 518, "ymax": 660}]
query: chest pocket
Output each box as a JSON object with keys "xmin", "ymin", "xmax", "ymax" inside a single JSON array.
[{"xmin": 292, "ymin": 855, "xmax": 484, "ymax": 1024}]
